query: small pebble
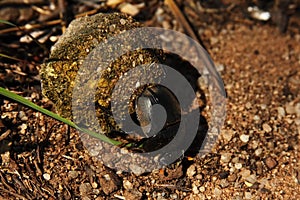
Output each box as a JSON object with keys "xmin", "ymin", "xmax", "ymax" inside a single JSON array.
[
  {"xmin": 264, "ymin": 157, "xmax": 278, "ymax": 170},
  {"xmin": 262, "ymin": 123, "xmax": 272, "ymax": 133},
  {"xmin": 277, "ymin": 107, "xmax": 285, "ymax": 118},
  {"xmin": 170, "ymin": 193, "xmax": 178, "ymax": 199},
  {"xmin": 162, "ymin": 20, "xmax": 171, "ymax": 29},
  {"xmin": 285, "ymin": 103, "xmax": 295, "ymax": 114},
  {"xmin": 119, "ymin": 18, "xmax": 126, "ymax": 25},
  {"xmin": 103, "ymin": 174, "xmax": 111, "ymax": 181},
  {"xmin": 195, "ymin": 174, "xmax": 203, "ymax": 180},
  {"xmin": 210, "ymin": 37, "xmax": 219, "ymax": 45},
  {"xmin": 123, "ymin": 180, "xmax": 133, "ymax": 190},
  {"xmin": 192, "ymin": 184, "xmax": 199, "ymax": 194},
  {"xmin": 43, "ymin": 173, "xmax": 51, "ymax": 181},
  {"xmin": 221, "ymin": 153, "xmax": 231, "ymax": 163},
  {"xmin": 244, "ymin": 192, "xmax": 252, "ymax": 199},
  {"xmin": 186, "ymin": 164, "xmax": 196, "ymax": 177},
  {"xmin": 235, "ymin": 163, "xmax": 243, "ymax": 170},
  {"xmin": 155, "ymin": 7, "xmax": 164, "ymax": 16},
  {"xmin": 1, "ymin": 151, "xmax": 10, "ymax": 164},
  {"xmin": 220, "ymin": 179, "xmax": 229, "ymax": 188},
  {"xmin": 254, "ymin": 148, "xmax": 263, "ymax": 157},
  {"xmin": 250, "ymin": 140, "xmax": 258, "ymax": 149},
  {"xmin": 239, "ymin": 169, "xmax": 250, "ymax": 178},
  {"xmin": 91, "ymin": 182, "xmax": 98, "ymax": 189},
  {"xmin": 245, "ymin": 102, "xmax": 252, "ymax": 109},
  {"xmin": 214, "ymin": 188, "xmax": 222, "ymax": 196},
  {"xmin": 79, "ymin": 183, "xmax": 92, "ymax": 196},
  {"xmin": 199, "ymin": 186, "xmax": 205, "ymax": 192},
  {"xmin": 19, "ymin": 123, "xmax": 27, "ymax": 134},
  {"xmin": 240, "ymin": 134, "xmax": 250, "ymax": 143},
  {"xmin": 245, "ymin": 174, "xmax": 257, "ymax": 184},
  {"xmin": 222, "ymin": 130, "xmax": 234, "ymax": 142},
  {"xmin": 253, "ymin": 115, "xmax": 260, "ymax": 121},
  {"xmin": 18, "ymin": 111, "xmax": 28, "ymax": 121},
  {"xmin": 231, "ymin": 157, "xmax": 239, "ymax": 163},
  {"xmin": 228, "ymin": 174, "xmax": 237, "ymax": 182},
  {"xmin": 68, "ymin": 170, "xmax": 79, "ymax": 179},
  {"xmin": 260, "ymin": 104, "xmax": 267, "ymax": 109}
]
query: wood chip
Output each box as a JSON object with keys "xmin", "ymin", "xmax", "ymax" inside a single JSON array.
[
  {"xmin": 107, "ymin": 0, "xmax": 124, "ymax": 8},
  {"xmin": 119, "ymin": 3, "xmax": 140, "ymax": 16},
  {"xmin": 0, "ymin": 130, "xmax": 11, "ymax": 141}
]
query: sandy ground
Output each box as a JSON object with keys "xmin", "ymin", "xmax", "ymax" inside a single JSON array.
[{"xmin": 0, "ymin": 0, "xmax": 299, "ymax": 199}]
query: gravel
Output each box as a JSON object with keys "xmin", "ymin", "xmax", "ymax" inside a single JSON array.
[{"xmin": 0, "ymin": 0, "xmax": 299, "ymax": 199}]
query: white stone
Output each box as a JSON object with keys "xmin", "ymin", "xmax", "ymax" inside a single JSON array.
[
  {"xmin": 199, "ymin": 186, "xmax": 205, "ymax": 192},
  {"xmin": 43, "ymin": 173, "xmax": 50, "ymax": 181},
  {"xmin": 235, "ymin": 163, "xmax": 242, "ymax": 170},
  {"xmin": 254, "ymin": 148, "xmax": 262, "ymax": 156},
  {"xmin": 220, "ymin": 153, "xmax": 232, "ymax": 163},
  {"xmin": 240, "ymin": 134, "xmax": 250, "ymax": 143},
  {"xmin": 192, "ymin": 184, "xmax": 199, "ymax": 194},
  {"xmin": 253, "ymin": 115, "xmax": 260, "ymax": 121}
]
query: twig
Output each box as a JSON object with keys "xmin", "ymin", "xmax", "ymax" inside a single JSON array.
[
  {"xmin": 33, "ymin": 159, "xmax": 42, "ymax": 176},
  {"xmin": 0, "ymin": 130, "xmax": 11, "ymax": 141},
  {"xmin": 31, "ymin": 5, "xmax": 53, "ymax": 15},
  {"xmin": 0, "ymin": 171, "xmax": 17, "ymax": 193},
  {"xmin": 0, "ymin": 9, "xmax": 99, "ymax": 35},
  {"xmin": 164, "ymin": 0, "xmax": 206, "ymax": 49},
  {"xmin": 11, "ymin": 70, "xmax": 41, "ymax": 81},
  {"xmin": 0, "ymin": 53, "xmax": 25, "ymax": 62},
  {"xmin": 58, "ymin": 0, "xmax": 67, "ymax": 33},
  {"xmin": 0, "ymin": 188, "xmax": 27, "ymax": 200},
  {"xmin": 0, "ymin": 0, "xmax": 45, "ymax": 6},
  {"xmin": 0, "ymin": 19, "xmax": 59, "ymax": 35}
]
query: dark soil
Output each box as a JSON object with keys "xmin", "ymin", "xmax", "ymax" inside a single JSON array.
[{"xmin": 1, "ymin": 0, "xmax": 300, "ymax": 199}]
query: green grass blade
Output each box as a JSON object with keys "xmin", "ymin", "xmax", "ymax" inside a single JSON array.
[
  {"xmin": 0, "ymin": 87, "xmax": 122, "ymax": 146},
  {"xmin": 0, "ymin": 53, "xmax": 24, "ymax": 62},
  {"xmin": 0, "ymin": 19, "xmax": 16, "ymax": 27}
]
